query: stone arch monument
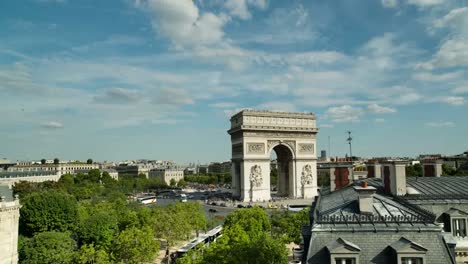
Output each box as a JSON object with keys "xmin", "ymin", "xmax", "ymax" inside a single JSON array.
[{"xmin": 228, "ymin": 110, "xmax": 319, "ymax": 202}]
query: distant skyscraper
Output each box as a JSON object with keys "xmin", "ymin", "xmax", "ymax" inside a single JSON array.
[{"xmin": 321, "ymin": 150, "xmax": 327, "ymax": 159}]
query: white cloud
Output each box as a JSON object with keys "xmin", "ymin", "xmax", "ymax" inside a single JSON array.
[
  {"xmin": 413, "ymin": 71, "xmax": 463, "ymax": 82},
  {"xmin": 407, "ymin": 0, "xmax": 443, "ymax": 7},
  {"xmin": 153, "ymin": 88, "xmax": 194, "ymax": 105},
  {"xmin": 367, "ymin": 86, "xmax": 423, "ymax": 106},
  {"xmin": 325, "ymin": 105, "xmax": 364, "ymax": 123},
  {"xmin": 453, "ymin": 86, "xmax": 468, "ymax": 94},
  {"xmin": 41, "ymin": 121, "xmax": 64, "ymax": 129},
  {"xmin": 367, "ymin": 104, "xmax": 397, "ymax": 114},
  {"xmin": 224, "ymin": 0, "xmax": 269, "ymax": 20},
  {"xmin": 432, "ymin": 7, "xmax": 468, "ymax": 33},
  {"xmin": 93, "ymin": 88, "xmax": 142, "ymax": 104},
  {"xmin": 382, "ymin": 0, "xmax": 398, "ymax": 8},
  {"xmin": 225, "ymin": 0, "xmax": 251, "ymax": 20},
  {"xmin": 209, "ymin": 102, "xmax": 237, "ymax": 108},
  {"xmin": 437, "ymin": 96, "xmax": 465, "ymax": 105},
  {"xmin": 248, "ymin": 0, "xmax": 267, "ymax": 9},
  {"xmin": 426, "ymin": 121, "xmax": 455, "ymax": 127},
  {"xmin": 375, "ymin": 118, "xmax": 386, "ymax": 123},
  {"xmin": 419, "ymin": 38, "xmax": 468, "ymax": 70},
  {"xmin": 421, "ymin": 8, "xmax": 468, "ymax": 70},
  {"xmin": 140, "ymin": 0, "xmax": 228, "ymax": 47}
]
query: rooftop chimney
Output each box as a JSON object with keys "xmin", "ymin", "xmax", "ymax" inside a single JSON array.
[
  {"xmin": 421, "ymin": 159, "xmax": 443, "ymax": 177},
  {"xmin": 365, "ymin": 160, "xmax": 381, "ymax": 179},
  {"xmin": 381, "ymin": 161, "xmax": 407, "ymax": 196},
  {"xmin": 354, "ymin": 181, "xmax": 376, "ymax": 215},
  {"xmin": 329, "ymin": 163, "xmax": 353, "ymax": 192}
]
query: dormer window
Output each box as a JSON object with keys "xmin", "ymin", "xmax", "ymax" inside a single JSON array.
[
  {"xmin": 443, "ymin": 208, "xmax": 468, "ymax": 238},
  {"xmin": 335, "ymin": 258, "xmax": 356, "ymax": 264},
  {"xmin": 389, "ymin": 237, "xmax": 427, "ymax": 264},
  {"xmin": 452, "ymin": 218, "xmax": 467, "ymax": 237},
  {"xmin": 401, "ymin": 257, "xmax": 423, "ymax": 264},
  {"xmin": 327, "ymin": 238, "xmax": 361, "ymax": 264}
]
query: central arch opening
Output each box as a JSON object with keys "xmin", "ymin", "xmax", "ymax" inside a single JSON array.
[{"xmin": 270, "ymin": 144, "xmax": 294, "ymax": 198}]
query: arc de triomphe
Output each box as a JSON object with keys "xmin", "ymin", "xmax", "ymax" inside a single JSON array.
[{"xmin": 228, "ymin": 110, "xmax": 319, "ymax": 202}]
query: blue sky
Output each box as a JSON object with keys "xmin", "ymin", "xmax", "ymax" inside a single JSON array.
[{"xmin": 1, "ymin": 0, "xmax": 467, "ymax": 163}]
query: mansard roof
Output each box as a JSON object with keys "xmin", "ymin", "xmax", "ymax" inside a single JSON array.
[
  {"xmin": 313, "ymin": 181, "xmax": 437, "ymax": 228},
  {"xmin": 326, "ymin": 238, "xmax": 361, "ymax": 253},
  {"xmin": 389, "ymin": 237, "xmax": 428, "ymax": 253}
]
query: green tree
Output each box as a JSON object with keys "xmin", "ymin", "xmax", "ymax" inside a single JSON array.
[
  {"xmin": 87, "ymin": 159, "xmax": 93, "ymax": 164},
  {"xmin": 271, "ymin": 208, "xmax": 310, "ymax": 244},
  {"xmin": 317, "ymin": 172, "xmax": 330, "ymax": 187},
  {"xmin": 177, "ymin": 179, "xmax": 187, "ymax": 188},
  {"xmin": 77, "ymin": 243, "xmax": 110, "ymax": 264},
  {"xmin": 170, "ymin": 178, "xmax": 177, "ymax": 187},
  {"xmin": 406, "ymin": 164, "xmax": 423, "ymax": 177},
  {"xmin": 113, "ymin": 226, "xmax": 159, "ymax": 264},
  {"xmin": 87, "ymin": 169, "xmax": 102, "ymax": 183},
  {"xmin": 182, "ymin": 209, "xmax": 287, "ymax": 264},
  {"xmin": 13, "ymin": 181, "xmax": 37, "ymax": 198},
  {"xmin": 78, "ymin": 211, "xmax": 119, "ymax": 249},
  {"xmin": 20, "ymin": 191, "xmax": 79, "ymax": 236},
  {"xmin": 41, "ymin": 159, "xmax": 46, "ymax": 164},
  {"xmin": 21, "ymin": 231, "xmax": 77, "ymax": 264},
  {"xmin": 59, "ymin": 174, "xmax": 75, "ymax": 189},
  {"xmin": 442, "ymin": 164, "xmax": 458, "ymax": 176},
  {"xmin": 224, "ymin": 207, "xmax": 271, "ymax": 236},
  {"xmin": 270, "ymin": 167, "xmax": 278, "ymax": 186},
  {"xmin": 54, "ymin": 158, "xmax": 60, "ymax": 164}
]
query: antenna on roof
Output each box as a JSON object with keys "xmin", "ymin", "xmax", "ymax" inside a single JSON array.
[{"xmin": 347, "ymin": 131, "xmax": 353, "ymax": 159}]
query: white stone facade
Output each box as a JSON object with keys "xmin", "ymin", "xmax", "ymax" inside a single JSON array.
[
  {"xmin": 0, "ymin": 197, "xmax": 20, "ymax": 264},
  {"xmin": 149, "ymin": 168, "xmax": 184, "ymax": 185},
  {"xmin": 7, "ymin": 163, "xmax": 99, "ymax": 176},
  {"xmin": 228, "ymin": 110, "xmax": 319, "ymax": 202},
  {"xmin": 0, "ymin": 172, "xmax": 61, "ymax": 188}
]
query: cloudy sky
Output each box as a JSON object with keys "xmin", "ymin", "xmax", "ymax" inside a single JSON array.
[{"xmin": 1, "ymin": 0, "xmax": 467, "ymax": 163}]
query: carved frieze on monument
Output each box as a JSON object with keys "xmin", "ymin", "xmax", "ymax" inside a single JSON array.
[
  {"xmin": 301, "ymin": 164, "xmax": 313, "ymax": 185},
  {"xmin": 267, "ymin": 140, "xmax": 296, "ymax": 153},
  {"xmin": 267, "ymin": 140, "xmax": 280, "ymax": 151},
  {"xmin": 247, "ymin": 143, "xmax": 265, "ymax": 154},
  {"xmin": 299, "ymin": 143, "xmax": 314, "ymax": 154},
  {"xmin": 283, "ymin": 140, "xmax": 296, "ymax": 153},
  {"xmin": 250, "ymin": 165, "xmax": 263, "ymax": 187}
]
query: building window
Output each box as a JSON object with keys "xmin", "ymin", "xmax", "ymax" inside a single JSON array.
[
  {"xmin": 452, "ymin": 218, "xmax": 467, "ymax": 237},
  {"xmin": 401, "ymin": 257, "xmax": 423, "ymax": 264},
  {"xmin": 335, "ymin": 258, "xmax": 356, "ymax": 264}
]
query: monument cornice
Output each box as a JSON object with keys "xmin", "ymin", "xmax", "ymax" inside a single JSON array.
[
  {"xmin": 228, "ymin": 127, "xmax": 318, "ymax": 135},
  {"xmin": 230, "ymin": 109, "xmax": 316, "ymax": 120}
]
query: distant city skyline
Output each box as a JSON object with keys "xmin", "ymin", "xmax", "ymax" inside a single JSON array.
[{"xmin": 1, "ymin": 0, "xmax": 467, "ymax": 163}]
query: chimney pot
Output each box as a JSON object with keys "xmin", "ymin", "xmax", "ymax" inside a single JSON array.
[{"xmin": 353, "ymin": 185, "xmax": 376, "ymax": 215}]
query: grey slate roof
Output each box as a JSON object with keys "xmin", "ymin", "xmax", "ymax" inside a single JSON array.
[
  {"xmin": 307, "ymin": 181, "xmax": 455, "ymax": 264},
  {"xmin": 315, "ymin": 181, "xmax": 436, "ymax": 227},
  {"xmin": 406, "ymin": 176, "xmax": 468, "ymax": 197},
  {"xmin": 307, "ymin": 232, "xmax": 453, "ymax": 264}
]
